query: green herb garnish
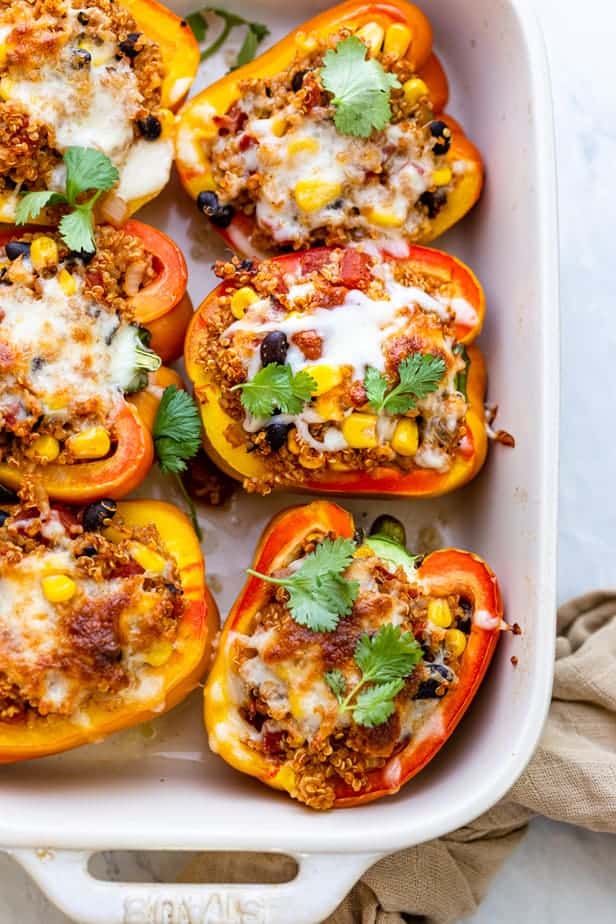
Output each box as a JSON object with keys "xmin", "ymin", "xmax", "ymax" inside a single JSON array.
[
  {"xmin": 187, "ymin": 7, "xmax": 270, "ymax": 68},
  {"xmin": 16, "ymin": 147, "xmax": 119, "ymax": 253},
  {"xmin": 364, "ymin": 352, "xmax": 447, "ymax": 416},
  {"xmin": 321, "ymin": 36, "xmax": 400, "ymax": 138},
  {"xmin": 325, "ymin": 624, "xmax": 423, "ymax": 727},
  {"xmin": 231, "ymin": 364, "xmax": 316, "ymax": 418},
  {"xmin": 247, "ymin": 537, "xmax": 359, "ymax": 632},
  {"xmin": 153, "ymin": 385, "xmax": 203, "ymax": 538},
  {"xmin": 453, "ymin": 344, "xmax": 470, "ymax": 399}
]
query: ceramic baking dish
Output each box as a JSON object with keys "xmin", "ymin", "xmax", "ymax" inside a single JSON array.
[{"xmin": 0, "ymin": 0, "xmax": 559, "ymax": 921}]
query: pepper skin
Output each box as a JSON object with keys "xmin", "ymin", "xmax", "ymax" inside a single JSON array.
[
  {"xmin": 184, "ymin": 243, "xmax": 488, "ymax": 498},
  {"xmin": 0, "ymin": 221, "xmax": 192, "ymax": 363},
  {"xmin": 0, "ymin": 500, "xmax": 218, "ymax": 763},
  {"xmin": 205, "ymin": 500, "xmax": 502, "ymax": 807},
  {"xmin": 175, "ymin": 0, "xmax": 482, "ymax": 256}
]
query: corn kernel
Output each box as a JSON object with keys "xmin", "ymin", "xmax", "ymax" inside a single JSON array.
[
  {"xmin": 304, "ymin": 364, "xmax": 343, "ymax": 396},
  {"xmin": 295, "ymin": 31, "xmax": 318, "ymax": 52},
  {"xmin": 66, "ymin": 426, "xmax": 111, "ymax": 460},
  {"xmin": 356, "ymin": 22, "xmax": 385, "ymax": 54},
  {"xmin": 28, "ymin": 435, "xmax": 60, "ymax": 462},
  {"xmin": 271, "ymin": 116, "xmax": 287, "ymax": 137},
  {"xmin": 42, "ymin": 574, "xmax": 77, "ymax": 603},
  {"xmin": 354, "ymin": 544, "xmax": 374, "ymax": 559},
  {"xmin": 341, "ymin": 413, "xmax": 378, "ymax": 449},
  {"xmin": 30, "ymin": 236, "xmax": 58, "ymax": 272},
  {"xmin": 0, "ymin": 44, "xmax": 8, "ymax": 68},
  {"xmin": 402, "ymin": 77, "xmax": 429, "ymax": 106},
  {"xmin": 432, "ymin": 167, "xmax": 453, "ymax": 187},
  {"xmin": 287, "ymin": 137, "xmax": 320, "ymax": 157},
  {"xmin": 287, "ymin": 429, "xmax": 301, "ymax": 455},
  {"xmin": 44, "ymin": 393, "xmax": 67, "ymax": 411},
  {"xmin": 328, "ymin": 459, "xmax": 353, "ymax": 471},
  {"xmin": 365, "ymin": 205, "xmax": 406, "ymax": 229},
  {"xmin": 299, "ymin": 449, "xmax": 324, "ymax": 470},
  {"xmin": 130, "ymin": 542, "xmax": 167, "ymax": 574},
  {"xmin": 144, "ymin": 640, "xmax": 173, "ymax": 667},
  {"xmin": 428, "ymin": 598, "xmax": 453, "ymax": 628},
  {"xmin": 383, "ymin": 23, "xmax": 412, "ymax": 58},
  {"xmin": 313, "ymin": 392, "xmax": 344, "ymax": 421},
  {"xmin": 445, "ymin": 628, "xmax": 467, "ymax": 658},
  {"xmin": 158, "ymin": 108, "xmax": 175, "ymax": 139},
  {"xmin": 391, "ymin": 418, "xmax": 419, "ymax": 456},
  {"xmin": 58, "ymin": 268, "xmax": 77, "ymax": 296},
  {"xmin": 0, "ymin": 77, "xmax": 13, "ymax": 100},
  {"xmin": 294, "ymin": 179, "xmax": 343, "ymax": 213},
  {"xmin": 230, "ymin": 286, "xmax": 259, "ymax": 319}
]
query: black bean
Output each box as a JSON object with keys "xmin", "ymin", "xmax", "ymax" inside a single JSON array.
[
  {"xmin": 353, "ymin": 527, "xmax": 365, "ymax": 546},
  {"xmin": 239, "ymin": 259, "xmax": 255, "ymax": 272},
  {"xmin": 31, "ymin": 356, "xmax": 44, "ymax": 373},
  {"xmin": 6, "ymin": 241, "xmax": 31, "ymax": 261},
  {"xmin": 264, "ymin": 422, "xmax": 292, "ymax": 451},
  {"xmin": 291, "ymin": 70, "xmax": 307, "ymax": 92},
  {"xmin": 0, "ymin": 510, "xmax": 10, "ymax": 527},
  {"xmin": 414, "ymin": 679, "xmax": 446, "ymax": 699},
  {"xmin": 458, "ymin": 597, "xmax": 472, "ymax": 633},
  {"xmin": 429, "ymin": 119, "xmax": 452, "ymax": 155},
  {"xmin": 83, "ymin": 498, "xmax": 118, "ymax": 532},
  {"xmin": 431, "ymin": 663, "xmax": 454, "ymax": 682},
  {"xmin": 419, "ymin": 189, "xmax": 447, "ymax": 218},
  {"xmin": 138, "ymin": 115, "xmax": 162, "ymax": 141},
  {"xmin": 369, "ymin": 514, "xmax": 407, "ymax": 547},
  {"xmin": 260, "ymin": 331, "xmax": 288, "ymax": 367},
  {"xmin": 3, "ymin": 176, "xmax": 17, "ymax": 190},
  {"xmin": 68, "ymin": 248, "xmax": 95, "ymax": 265},
  {"xmin": 71, "ymin": 48, "xmax": 91, "ymax": 69},
  {"xmin": 78, "ymin": 545, "xmax": 98, "ymax": 557},
  {"xmin": 77, "ymin": 11, "xmax": 89, "ymax": 24},
  {"xmin": 119, "ymin": 32, "xmax": 141, "ymax": 59},
  {"xmin": 197, "ymin": 190, "xmax": 235, "ymax": 228},
  {"xmin": 0, "ymin": 485, "xmax": 19, "ymax": 505}
]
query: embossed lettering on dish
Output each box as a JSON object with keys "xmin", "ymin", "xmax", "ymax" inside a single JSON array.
[{"xmin": 123, "ymin": 892, "xmax": 268, "ymax": 924}]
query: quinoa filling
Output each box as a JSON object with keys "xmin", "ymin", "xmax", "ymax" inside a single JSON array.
[
  {"xmin": 198, "ymin": 28, "xmax": 457, "ymax": 251},
  {"xmin": 0, "ymin": 226, "xmax": 159, "ymax": 468},
  {"xmin": 0, "ymin": 488, "xmax": 184, "ymax": 722}
]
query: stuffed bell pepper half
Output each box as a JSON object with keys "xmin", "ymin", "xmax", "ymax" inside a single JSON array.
[
  {"xmin": 185, "ymin": 243, "xmax": 488, "ymax": 497},
  {"xmin": 176, "ymin": 0, "xmax": 482, "ymax": 256},
  {"xmin": 0, "ymin": 0, "xmax": 200, "ymax": 222},
  {"xmin": 205, "ymin": 501, "xmax": 503, "ymax": 809},
  {"xmin": 0, "ymin": 220, "xmax": 192, "ymax": 501},
  {"xmin": 0, "ymin": 488, "xmax": 218, "ymax": 761}
]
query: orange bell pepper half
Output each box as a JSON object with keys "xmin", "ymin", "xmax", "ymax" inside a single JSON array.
[
  {"xmin": 184, "ymin": 242, "xmax": 488, "ymax": 498},
  {"xmin": 205, "ymin": 500, "xmax": 502, "ymax": 808},
  {"xmin": 175, "ymin": 0, "xmax": 482, "ymax": 256},
  {"xmin": 0, "ymin": 499, "xmax": 218, "ymax": 763}
]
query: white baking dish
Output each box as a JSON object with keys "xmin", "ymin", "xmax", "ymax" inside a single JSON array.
[{"xmin": 0, "ymin": 0, "xmax": 559, "ymax": 921}]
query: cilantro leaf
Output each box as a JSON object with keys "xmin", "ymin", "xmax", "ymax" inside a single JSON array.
[
  {"xmin": 188, "ymin": 6, "xmax": 269, "ymax": 67},
  {"xmin": 153, "ymin": 386, "xmax": 202, "ymax": 474},
  {"xmin": 352, "ymin": 678, "xmax": 404, "ymax": 727},
  {"xmin": 15, "ymin": 191, "xmax": 66, "ymax": 225},
  {"xmin": 231, "ymin": 364, "xmax": 316, "ymax": 418},
  {"xmin": 354, "ymin": 624, "xmax": 423, "ymax": 683},
  {"xmin": 321, "ymin": 36, "xmax": 400, "ymax": 138},
  {"xmin": 14, "ymin": 147, "xmax": 119, "ymax": 253},
  {"xmin": 64, "ymin": 147, "xmax": 119, "ymax": 204},
  {"xmin": 331, "ymin": 624, "xmax": 423, "ymax": 727},
  {"xmin": 325, "ymin": 669, "xmax": 346, "ymax": 701},
  {"xmin": 247, "ymin": 537, "xmax": 359, "ymax": 632},
  {"xmin": 365, "ymin": 353, "xmax": 447, "ymax": 416},
  {"xmin": 58, "ymin": 208, "xmax": 95, "ymax": 254}
]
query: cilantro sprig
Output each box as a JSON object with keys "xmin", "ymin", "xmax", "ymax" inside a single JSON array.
[
  {"xmin": 365, "ymin": 352, "xmax": 447, "ymax": 416},
  {"xmin": 187, "ymin": 6, "xmax": 270, "ymax": 68},
  {"xmin": 325, "ymin": 624, "xmax": 423, "ymax": 727},
  {"xmin": 321, "ymin": 36, "xmax": 400, "ymax": 138},
  {"xmin": 231, "ymin": 364, "xmax": 316, "ymax": 418},
  {"xmin": 153, "ymin": 386, "xmax": 203, "ymax": 538},
  {"xmin": 16, "ymin": 147, "xmax": 119, "ymax": 253},
  {"xmin": 247, "ymin": 537, "xmax": 359, "ymax": 632}
]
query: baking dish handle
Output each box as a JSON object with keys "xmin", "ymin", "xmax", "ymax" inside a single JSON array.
[{"xmin": 8, "ymin": 846, "xmax": 383, "ymax": 924}]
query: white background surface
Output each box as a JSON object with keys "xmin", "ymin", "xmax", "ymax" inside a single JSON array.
[{"xmin": 1, "ymin": 0, "xmax": 615, "ymax": 919}]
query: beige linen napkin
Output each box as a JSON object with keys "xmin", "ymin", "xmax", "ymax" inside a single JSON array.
[{"xmin": 180, "ymin": 591, "xmax": 616, "ymax": 922}]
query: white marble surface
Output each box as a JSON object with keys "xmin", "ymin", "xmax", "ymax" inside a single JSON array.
[{"xmin": 2, "ymin": 0, "xmax": 616, "ymax": 920}]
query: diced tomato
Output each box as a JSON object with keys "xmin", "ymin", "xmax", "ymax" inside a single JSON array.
[{"xmin": 339, "ymin": 250, "xmax": 373, "ymax": 288}]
